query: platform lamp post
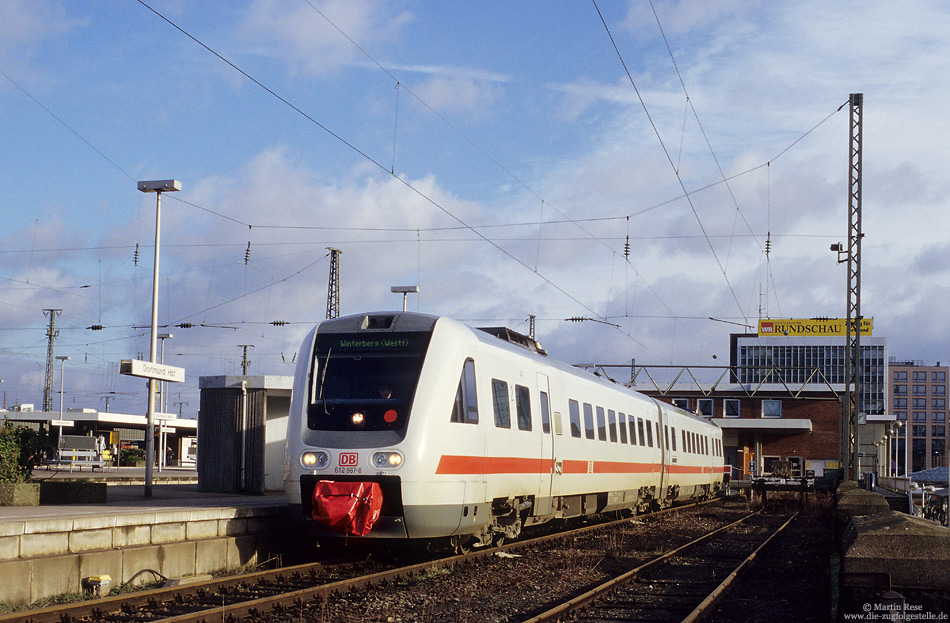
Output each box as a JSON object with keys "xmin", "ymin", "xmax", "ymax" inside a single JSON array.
[
  {"xmin": 55, "ymin": 355, "xmax": 70, "ymax": 448},
  {"xmin": 138, "ymin": 179, "xmax": 181, "ymax": 498}
]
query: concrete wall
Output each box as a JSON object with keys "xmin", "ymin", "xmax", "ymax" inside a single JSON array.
[{"xmin": 0, "ymin": 506, "xmax": 291, "ymax": 607}]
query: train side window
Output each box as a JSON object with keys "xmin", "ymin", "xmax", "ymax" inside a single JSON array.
[
  {"xmin": 492, "ymin": 379, "xmax": 511, "ymax": 428},
  {"xmin": 664, "ymin": 425, "xmax": 670, "ymax": 450},
  {"xmin": 516, "ymin": 385, "xmax": 532, "ymax": 431},
  {"xmin": 450, "ymin": 358, "xmax": 479, "ymax": 424},
  {"xmin": 682, "ymin": 429, "xmax": 687, "ymax": 453},
  {"xmin": 584, "ymin": 403, "xmax": 595, "ymax": 440},
  {"xmin": 607, "ymin": 409, "xmax": 618, "ymax": 442},
  {"xmin": 671, "ymin": 427, "xmax": 677, "ymax": 451},
  {"xmin": 656, "ymin": 423, "xmax": 661, "ymax": 448},
  {"xmin": 569, "ymin": 400, "xmax": 581, "ymax": 438},
  {"xmin": 645, "ymin": 419, "xmax": 654, "ymax": 447},
  {"xmin": 617, "ymin": 411, "xmax": 627, "ymax": 443},
  {"xmin": 540, "ymin": 391, "xmax": 551, "ymax": 434},
  {"xmin": 637, "ymin": 417, "xmax": 646, "ymax": 447},
  {"xmin": 596, "ymin": 407, "xmax": 607, "ymax": 441},
  {"xmin": 628, "ymin": 414, "xmax": 637, "ymax": 445}
]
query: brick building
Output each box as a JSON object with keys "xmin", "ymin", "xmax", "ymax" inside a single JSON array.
[{"xmin": 646, "ymin": 390, "xmax": 840, "ymax": 481}]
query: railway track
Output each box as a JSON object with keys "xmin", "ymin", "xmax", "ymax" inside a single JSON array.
[
  {"xmin": 522, "ymin": 510, "xmax": 797, "ymax": 623},
  {"xmin": 3, "ymin": 498, "xmax": 739, "ymax": 623}
]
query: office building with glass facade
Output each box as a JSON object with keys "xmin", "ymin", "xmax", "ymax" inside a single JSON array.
[{"xmin": 888, "ymin": 359, "xmax": 948, "ymax": 472}]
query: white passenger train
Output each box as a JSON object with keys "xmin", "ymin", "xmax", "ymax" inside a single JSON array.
[{"xmin": 285, "ymin": 312, "xmax": 724, "ymax": 548}]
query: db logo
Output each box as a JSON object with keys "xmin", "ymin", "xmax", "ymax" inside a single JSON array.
[{"xmin": 339, "ymin": 453, "xmax": 359, "ymax": 466}]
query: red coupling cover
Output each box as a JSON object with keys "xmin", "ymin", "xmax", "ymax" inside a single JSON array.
[{"xmin": 311, "ymin": 480, "xmax": 384, "ymax": 536}]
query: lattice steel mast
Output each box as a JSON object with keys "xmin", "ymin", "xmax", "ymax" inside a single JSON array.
[
  {"xmin": 841, "ymin": 93, "xmax": 864, "ymax": 481},
  {"xmin": 42, "ymin": 309, "xmax": 62, "ymax": 412},
  {"xmin": 326, "ymin": 248, "xmax": 342, "ymax": 319}
]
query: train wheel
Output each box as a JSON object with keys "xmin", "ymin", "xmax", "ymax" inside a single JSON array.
[{"xmin": 450, "ymin": 535, "xmax": 474, "ymax": 555}]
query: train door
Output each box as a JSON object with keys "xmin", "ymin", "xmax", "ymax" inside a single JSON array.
[
  {"xmin": 536, "ymin": 373, "xmax": 555, "ymax": 515},
  {"xmin": 653, "ymin": 400, "xmax": 668, "ymax": 502}
]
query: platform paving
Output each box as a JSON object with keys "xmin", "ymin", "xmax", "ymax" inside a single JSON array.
[{"xmin": 0, "ymin": 468, "xmax": 291, "ymax": 607}]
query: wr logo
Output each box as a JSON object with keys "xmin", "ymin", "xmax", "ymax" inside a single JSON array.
[{"xmin": 339, "ymin": 453, "xmax": 358, "ymax": 466}]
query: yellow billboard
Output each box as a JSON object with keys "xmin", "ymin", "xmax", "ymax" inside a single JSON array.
[{"xmin": 757, "ymin": 318, "xmax": 873, "ymax": 337}]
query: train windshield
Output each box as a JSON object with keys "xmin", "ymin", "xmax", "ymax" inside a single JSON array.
[{"xmin": 308, "ymin": 332, "xmax": 431, "ymax": 431}]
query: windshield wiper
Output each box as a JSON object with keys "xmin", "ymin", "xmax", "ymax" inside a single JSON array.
[{"xmin": 318, "ymin": 348, "xmax": 331, "ymax": 415}]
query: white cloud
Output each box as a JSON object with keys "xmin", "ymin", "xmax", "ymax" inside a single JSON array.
[{"xmin": 239, "ymin": 0, "xmax": 411, "ymax": 77}]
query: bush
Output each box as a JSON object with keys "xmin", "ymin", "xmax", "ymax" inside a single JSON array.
[
  {"xmin": 0, "ymin": 422, "xmax": 50, "ymax": 483},
  {"xmin": 119, "ymin": 447, "xmax": 146, "ymax": 466}
]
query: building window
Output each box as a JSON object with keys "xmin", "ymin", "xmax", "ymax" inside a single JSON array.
[
  {"xmin": 672, "ymin": 398, "xmax": 689, "ymax": 410},
  {"xmin": 762, "ymin": 400, "xmax": 782, "ymax": 418},
  {"xmin": 724, "ymin": 399, "xmax": 740, "ymax": 418},
  {"xmin": 913, "ymin": 385, "xmax": 928, "ymax": 396},
  {"xmin": 933, "ymin": 371, "xmax": 947, "ymax": 383},
  {"xmin": 895, "ymin": 398, "xmax": 907, "ymax": 409},
  {"xmin": 912, "ymin": 425, "xmax": 928, "ymax": 437},
  {"xmin": 697, "ymin": 399, "xmax": 713, "ymax": 417},
  {"xmin": 896, "ymin": 411, "xmax": 907, "ymax": 421},
  {"xmin": 914, "ymin": 371, "xmax": 927, "ymax": 382},
  {"xmin": 913, "ymin": 398, "xmax": 927, "ymax": 409},
  {"xmin": 933, "ymin": 412, "xmax": 946, "ymax": 423},
  {"xmin": 894, "ymin": 385, "xmax": 907, "ymax": 396},
  {"xmin": 934, "ymin": 398, "xmax": 947, "ymax": 410},
  {"xmin": 934, "ymin": 385, "xmax": 946, "ymax": 396},
  {"xmin": 932, "ymin": 426, "xmax": 945, "ymax": 437}
]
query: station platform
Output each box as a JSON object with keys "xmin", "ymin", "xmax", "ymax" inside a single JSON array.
[
  {"xmin": 0, "ymin": 468, "xmax": 292, "ymax": 607},
  {"xmin": 836, "ymin": 482, "xmax": 950, "ymax": 615}
]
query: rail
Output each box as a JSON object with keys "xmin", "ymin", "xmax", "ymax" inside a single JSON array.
[
  {"xmin": 521, "ymin": 510, "xmax": 797, "ymax": 623},
  {"xmin": 2, "ymin": 499, "xmax": 722, "ymax": 623}
]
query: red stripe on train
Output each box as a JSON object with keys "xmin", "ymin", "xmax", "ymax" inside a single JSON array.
[{"xmin": 433, "ymin": 455, "xmax": 720, "ymax": 476}]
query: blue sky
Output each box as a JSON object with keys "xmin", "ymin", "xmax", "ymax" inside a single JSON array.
[{"xmin": 2, "ymin": 0, "xmax": 949, "ymax": 416}]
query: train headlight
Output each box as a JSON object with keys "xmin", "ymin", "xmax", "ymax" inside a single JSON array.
[
  {"xmin": 351, "ymin": 412, "xmax": 365, "ymax": 425},
  {"xmin": 372, "ymin": 451, "xmax": 403, "ymax": 469},
  {"xmin": 301, "ymin": 451, "xmax": 330, "ymax": 469}
]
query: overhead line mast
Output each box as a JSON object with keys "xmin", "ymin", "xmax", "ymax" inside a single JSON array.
[
  {"xmin": 42, "ymin": 309, "xmax": 62, "ymax": 413},
  {"xmin": 326, "ymin": 248, "xmax": 342, "ymax": 319},
  {"xmin": 842, "ymin": 93, "xmax": 864, "ymax": 481}
]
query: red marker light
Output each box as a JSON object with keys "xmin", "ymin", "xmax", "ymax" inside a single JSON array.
[{"xmin": 384, "ymin": 409, "xmax": 398, "ymax": 423}]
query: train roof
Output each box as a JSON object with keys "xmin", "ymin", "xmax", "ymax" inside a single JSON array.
[{"xmin": 319, "ymin": 312, "xmax": 718, "ymax": 431}]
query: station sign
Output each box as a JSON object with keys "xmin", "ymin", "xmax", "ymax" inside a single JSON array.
[
  {"xmin": 120, "ymin": 359, "xmax": 185, "ymax": 383},
  {"xmin": 50, "ymin": 419, "xmax": 74, "ymax": 427},
  {"xmin": 757, "ymin": 317, "xmax": 873, "ymax": 338}
]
